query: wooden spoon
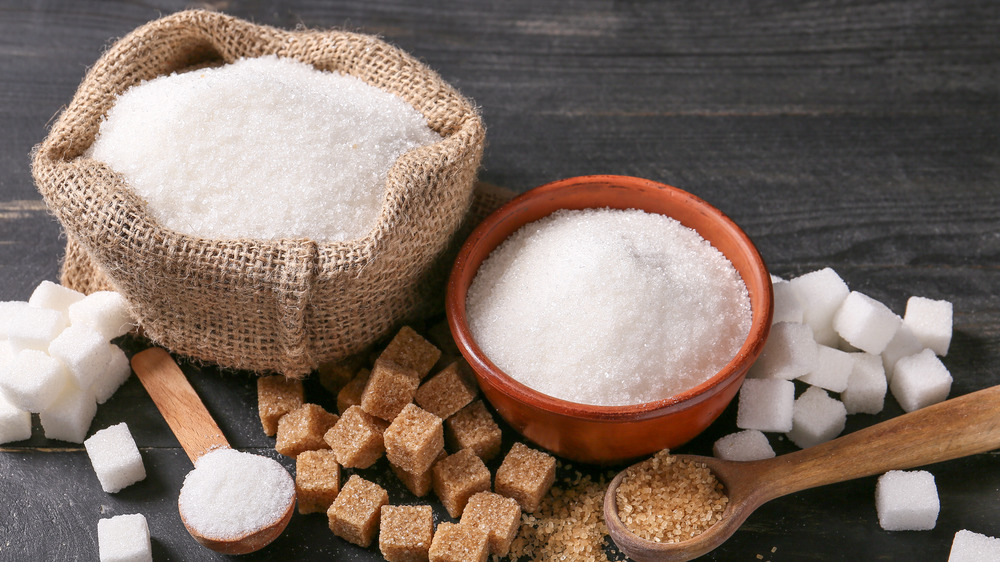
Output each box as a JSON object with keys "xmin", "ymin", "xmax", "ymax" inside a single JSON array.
[
  {"xmin": 604, "ymin": 384, "xmax": 1000, "ymax": 562},
  {"xmin": 131, "ymin": 347, "xmax": 295, "ymax": 555}
]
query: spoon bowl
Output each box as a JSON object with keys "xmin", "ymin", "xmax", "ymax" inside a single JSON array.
[{"xmin": 604, "ymin": 384, "xmax": 1000, "ymax": 561}]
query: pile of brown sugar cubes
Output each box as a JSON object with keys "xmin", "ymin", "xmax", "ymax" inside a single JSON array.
[{"xmin": 257, "ymin": 326, "xmax": 558, "ymax": 561}]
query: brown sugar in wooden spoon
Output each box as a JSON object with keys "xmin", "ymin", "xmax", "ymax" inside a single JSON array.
[
  {"xmin": 604, "ymin": 384, "xmax": 1000, "ymax": 562},
  {"xmin": 131, "ymin": 347, "xmax": 295, "ymax": 555}
]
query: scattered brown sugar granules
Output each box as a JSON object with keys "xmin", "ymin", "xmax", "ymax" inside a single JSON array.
[
  {"xmin": 615, "ymin": 450, "xmax": 728, "ymax": 543},
  {"xmin": 507, "ymin": 465, "xmax": 622, "ymax": 562}
]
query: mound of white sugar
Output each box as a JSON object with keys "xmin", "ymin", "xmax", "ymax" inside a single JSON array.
[
  {"xmin": 466, "ymin": 208, "xmax": 752, "ymax": 406},
  {"xmin": 88, "ymin": 56, "xmax": 440, "ymax": 242},
  {"xmin": 178, "ymin": 448, "xmax": 294, "ymax": 540}
]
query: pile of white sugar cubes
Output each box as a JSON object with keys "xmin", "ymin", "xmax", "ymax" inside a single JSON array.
[
  {"xmin": 709, "ymin": 267, "xmax": 1000, "ymax": 557},
  {"xmin": 0, "ymin": 281, "xmax": 152, "ymax": 561}
]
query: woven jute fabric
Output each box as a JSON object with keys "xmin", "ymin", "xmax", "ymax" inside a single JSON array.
[{"xmin": 32, "ymin": 10, "xmax": 488, "ymax": 377}]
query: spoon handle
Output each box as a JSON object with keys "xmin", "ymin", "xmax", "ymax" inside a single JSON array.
[
  {"xmin": 131, "ymin": 347, "xmax": 230, "ymax": 464},
  {"xmin": 753, "ymin": 384, "xmax": 1000, "ymax": 501}
]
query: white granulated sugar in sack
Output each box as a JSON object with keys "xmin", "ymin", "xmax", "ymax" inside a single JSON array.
[
  {"xmin": 0, "ymin": 391, "xmax": 31, "ymax": 444},
  {"xmin": 903, "ymin": 296, "xmax": 953, "ymax": 356},
  {"xmin": 949, "ymin": 530, "xmax": 1000, "ymax": 562},
  {"xmin": 28, "ymin": 281, "xmax": 85, "ymax": 314},
  {"xmin": 788, "ymin": 268, "xmax": 849, "ymax": 347},
  {"xmin": 747, "ymin": 321, "xmax": 817, "ymax": 380},
  {"xmin": 85, "ymin": 422, "xmax": 146, "ymax": 493},
  {"xmin": 39, "ymin": 384, "xmax": 97, "ymax": 443},
  {"xmin": 736, "ymin": 378, "xmax": 795, "ymax": 433},
  {"xmin": 88, "ymin": 55, "xmax": 440, "ymax": 242},
  {"xmin": 771, "ymin": 278, "xmax": 805, "ymax": 324},
  {"xmin": 0, "ymin": 349, "xmax": 70, "ymax": 413},
  {"xmin": 178, "ymin": 448, "xmax": 294, "ymax": 541},
  {"xmin": 68, "ymin": 291, "xmax": 134, "ymax": 340},
  {"xmin": 833, "ymin": 291, "xmax": 901, "ymax": 355},
  {"xmin": 48, "ymin": 326, "xmax": 112, "ymax": 391},
  {"xmin": 841, "ymin": 352, "xmax": 887, "ymax": 415},
  {"xmin": 786, "ymin": 385, "xmax": 846, "ymax": 449},
  {"xmin": 881, "ymin": 323, "xmax": 923, "ymax": 380},
  {"xmin": 713, "ymin": 429, "xmax": 775, "ymax": 461},
  {"xmin": 890, "ymin": 348, "xmax": 952, "ymax": 412},
  {"xmin": 466, "ymin": 208, "xmax": 751, "ymax": 406},
  {"xmin": 92, "ymin": 345, "xmax": 132, "ymax": 405},
  {"xmin": 797, "ymin": 344, "xmax": 853, "ymax": 393},
  {"xmin": 98, "ymin": 513, "xmax": 152, "ymax": 562},
  {"xmin": 875, "ymin": 470, "xmax": 939, "ymax": 531}
]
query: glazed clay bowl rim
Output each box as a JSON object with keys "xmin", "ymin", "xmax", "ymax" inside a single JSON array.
[{"xmin": 446, "ymin": 175, "xmax": 772, "ymax": 423}]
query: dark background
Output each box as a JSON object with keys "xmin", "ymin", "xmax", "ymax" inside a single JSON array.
[{"xmin": 1, "ymin": 1, "xmax": 997, "ymax": 560}]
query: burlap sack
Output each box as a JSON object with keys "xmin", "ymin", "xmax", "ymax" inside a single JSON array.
[{"xmin": 32, "ymin": 10, "xmax": 489, "ymax": 377}]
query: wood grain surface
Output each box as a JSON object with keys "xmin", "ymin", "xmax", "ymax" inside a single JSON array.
[{"xmin": 1, "ymin": 1, "xmax": 997, "ymax": 560}]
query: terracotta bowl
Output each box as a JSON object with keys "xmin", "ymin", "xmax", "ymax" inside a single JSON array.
[{"xmin": 446, "ymin": 175, "xmax": 773, "ymax": 465}]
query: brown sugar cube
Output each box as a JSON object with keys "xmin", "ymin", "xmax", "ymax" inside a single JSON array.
[
  {"xmin": 323, "ymin": 405, "xmax": 388, "ymax": 468},
  {"xmin": 256, "ymin": 375, "xmax": 304, "ymax": 436},
  {"xmin": 390, "ymin": 448, "xmax": 446, "ymax": 498},
  {"xmin": 379, "ymin": 505, "xmax": 434, "ymax": 562},
  {"xmin": 361, "ymin": 361, "xmax": 420, "ymax": 421},
  {"xmin": 384, "ymin": 403, "xmax": 444, "ymax": 474},
  {"xmin": 295, "ymin": 449, "xmax": 341, "ymax": 514},
  {"xmin": 432, "ymin": 448, "xmax": 491, "ymax": 518},
  {"xmin": 428, "ymin": 522, "xmax": 488, "ymax": 562},
  {"xmin": 415, "ymin": 362, "xmax": 477, "ymax": 420},
  {"xmin": 275, "ymin": 403, "xmax": 339, "ymax": 458},
  {"xmin": 460, "ymin": 492, "xmax": 521, "ymax": 556},
  {"xmin": 445, "ymin": 401, "xmax": 502, "ymax": 462},
  {"xmin": 327, "ymin": 475, "xmax": 388, "ymax": 548},
  {"xmin": 377, "ymin": 326, "xmax": 441, "ymax": 379},
  {"xmin": 337, "ymin": 368, "xmax": 370, "ymax": 414},
  {"xmin": 494, "ymin": 442, "xmax": 556, "ymax": 513},
  {"xmin": 318, "ymin": 352, "xmax": 367, "ymax": 395}
]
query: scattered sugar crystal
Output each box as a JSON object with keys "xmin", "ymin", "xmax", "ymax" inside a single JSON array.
[
  {"xmin": 0, "ymin": 349, "xmax": 71, "ymax": 412},
  {"xmin": 29, "ymin": 281, "xmax": 85, "ymax": 314},
  {"xmin": 84, "ymin": 422, "xmax": 146, "ymax": 493},
  {"xmin": 7, "ymin": 305, "xmax": 67, "ymax": 351},
  {"xmin": 833, "ymin": 291, "xmax": 901, "ymax": 355},
  {"xmin": 771, "ymin": 278, "xmax": 805, "ymax": 324},
  {"xmin": 92, "ymin": 345, "xmax": 132, "ymax": 405},
  {"xmin": 88, "ymin": 56, "xmax": 440, "ymax": 242},
  {"xmin": 0, "ymin": 391, "xmax": 31, "ymax": 444},
  {"xmin": 841, "ymin": 352, "xmax": 887, "ymax": 415},
  {"xmin": 797, "ymin": 344, "xmax": 853, "ymax": 393},
  {"xmin": 788, "ymin": 268, "xmax": 850, "ymax": 346},
  {"xmin": 467, "ymin": 208, "xmax": 751, "ymax": 406},
  {"xmin": 875, "ymin": 470, "xmax": 939, "ymax": 531},
  {"xmin": 48, "ymin": 325, "xmax": 111, "ymax": 390},
  {"xmin": 890, "ymin": 349, "xmax": 952, "ymax": 412},
  {"xmin": 881, "ymin": 323, "xmax": 923, "ymax": 379},
  {"xmin": 40, "ymin": 384, "xmax": 97, "ymax": 443},
  {"xmin": 67, "ymin": 291, "xmax": 134, "ymax": 340},
  {"xmin": 786, "ymin": 386, "xmax": 846, "ymax": 449},
  {"xmin": 178, "ymin": 448, "xmax": 294, "ymax": 541},
  {"xmin": 736, "ymin": 378, "xmax": 795, "ymax": 433},
  {"xmin": 903, "ymin": 296, "xmax": 953, "ymax": 356},
  {"xmin": 949, "ymin": 530, "xmax": 1000, "ymax": 562},
  {"xmin": 747, "ymin": 322, "xmax": 817, "ymax": 380},
  {"xmin": 712, "ymin": 429, "xmax": 775, "ymax": 461},
  {"xmin": 97, "ymin": 513, "xmax": 152, "ymax": 562}
]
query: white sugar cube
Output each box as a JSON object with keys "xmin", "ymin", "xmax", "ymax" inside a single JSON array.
[
  {"xmin": 949, "ymin": 530, "xmax": 1000, "ymax": 562},
  {"xmin": 713, "ymin": 429, "xmax": 775, "ymax": 461},
  {"xmin": 841, "ymin": 352, "xmax": 887, "ymax": 415},
  {"xmin": 48, "ymin": 326, "xmax": 112, "ymax": 390},
  {"xmin": 98, "ymin": 513, "xmax": 152, "ymax": 562},
  {"xmin": 0, "ymin": 301, "xmax": 32, "ymax": 339},
  {"xmin": 28, "ymin": 280, "xmax": 85, "ymax": 314},
  {"xmin": 788, "ymin": 268, "xmax": 850, "ymax": 346},
  {"xmin": 787, "ymin": 386, "xmax": 847, "ymax": 449},
  {"xmin": 797, "ymin": 344, "xmax": 853, "ymax": 393},
  {"xmin": 748, "ymin": 322, "xmax": 818, "ymax": 380},
  {"xmin": 92, "ymin": 345, "xmax": 132, "ymax": 405},
  {"xmin": 85, "ymin": 422, "xmax": 146, "ymax": 493},
  {"xmin": 881, "ymin": 323, "xmax": 923, "ymax": 380},
  {"xmin": 833, "ymin": 291, "xmax": 901, "ymax": 355},
  {"xmin": 736, "ymin": 378, "xmax": 795, "ymax": 433},
  {"xmin": 903, "ymin": 296, "xmax": 953, "ymax": 356},
  {"xmin": 890, "ymin": 349, "xmax": 952, "ymax": 412},
  {"xmin": 0, "ymin": 391, "xmax": 31, "ymax": 444},
  {"xmin": 875, "ymin": 470, "xmax": 939, "ymax": 531},
  {"xmin": 771, "ymin": 279, "xmax": 805, "ymax": 324},
  {"xmin": 0, "ymin": 349, "xmax": 71, "ymax": 413},
  {"xmin": 68, "ymin": 291, "xmax": 134, "ymax": 340},
  {"xmin": 6, "ymin": 306, "xmax": 68, "ymax": 351},
  {"xmin": 39, "ymin": 384, "xmax": 97, "ymax": 443}
]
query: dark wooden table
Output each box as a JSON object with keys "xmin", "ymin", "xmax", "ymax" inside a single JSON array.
[{"xmin": 2, "ymin": 1, "xmax": 997, "ymax": 560}]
